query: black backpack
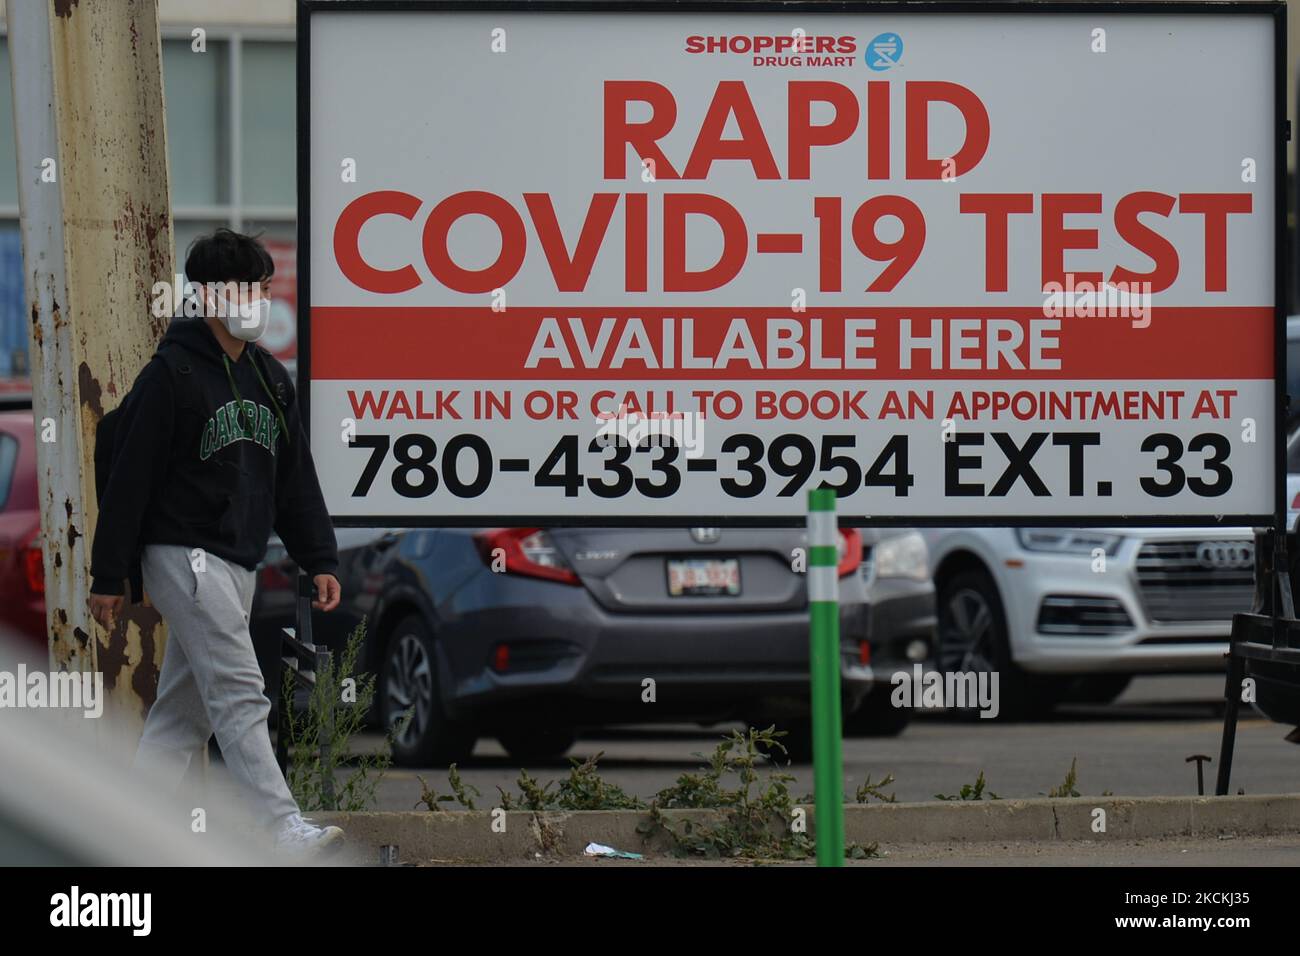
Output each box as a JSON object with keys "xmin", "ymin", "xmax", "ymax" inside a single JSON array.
[{"xmin": 93, "ymin": 342, "xmax": 197, "ymax": 603}]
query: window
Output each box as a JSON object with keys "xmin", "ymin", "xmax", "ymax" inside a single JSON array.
[
  {"xmin": 161, "ymin": 36, "xmax": 295, "ymax": 222},
  {"xmin": 0, "ymin": 42, "xmax": 17, "ymax": 208},
  {"xmin": 0, "ymin": 432, "xmax": 19, "ymax": 511},
  {"xmin": 240, "ymin": 42, "xmax": 295, "ymax": 208},
  {"xmin": 162, "ymin": 39, "xmax": 229, "ymax": 207},
  {"xmin": 0, "ymin": 27, "xmax": 298, "ymax": 373},
  {"xmin": 161, "ymin": 32, "xmax": 298, "ymax": 359}
]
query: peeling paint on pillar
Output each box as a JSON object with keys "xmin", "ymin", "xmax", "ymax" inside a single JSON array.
[
  {"xmin": 77, "ymin": 361, "xmax": 103, "ymax": 418},
  {"xmin": 93, "ymin": 604, "xmax": 163, "ymax": 723},
  {"xmin": 129, "ymin": 610, "xmax": 162, "ymax": 721},
  {"xmin": 9, "ymin": 0, "xmax": 174, "ymax": 739}
]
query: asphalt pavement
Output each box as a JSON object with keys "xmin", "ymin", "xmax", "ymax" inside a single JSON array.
[{"xmin": 356, "ymin": 675, "xmax": 1300, "ymax": 810}]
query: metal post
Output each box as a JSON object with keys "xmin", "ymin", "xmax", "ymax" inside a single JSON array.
[
  {"xmin": 807, "ymin": 487, "xmax": 844, "ymax": 866},
  {"xmin": 1217, "ymin": 527, "xmax": 1269, "ymax": 796},
  {"xmin": 274, "ymin": 616, "xmax": 293, "ymax": 775},
  {"xmin": 301, "ymin": 571, "xmax": 335, "ymax": 807},
  {"xmin": 274, "ymin": 655, "xmax": 289, "ymax": 775},
  {"xmin": 7, "ymin": 0, "xmax": 172, "ymax": 742},
  {"xmin": 317, "ymin": 645, "xmax": 335, "ymax": 809},
  {"xmin": 281, "ymin": 573, "xmax": 334, "ymax": 806},
  {"xmin": 1215, "ymin": 647, "xmax": 1244, "ymax": 796},
  {"xmin": 276, "ymin": 576, "xmax": 314, "ymax": 775}
]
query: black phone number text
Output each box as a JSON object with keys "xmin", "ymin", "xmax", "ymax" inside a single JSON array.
[{"xmin": 345, "ymin": 430, "xmax": 1233, "ymax": 501}]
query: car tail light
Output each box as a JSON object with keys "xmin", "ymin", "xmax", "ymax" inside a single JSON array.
[
  {"xmin": 23, "ymin": 539, "xmax": 44, "ymax": 596},
  {"xmin": 858, "ymin": 640, "xmax": 871, "ymax": 665},
  {"xmin": 473, "ymin": 528, "xmax": 580, "ymax": 585},
  {"xmin": 493, "ymin": 644, "xmax": 510, "ymax": 672},
  {"xmin": 837, "ymin": 528, "xmax": 862, "ymax": 577},
  {"xmin": 1293, "ymin": 490, "xmax": 1300, "ymax": 509}
]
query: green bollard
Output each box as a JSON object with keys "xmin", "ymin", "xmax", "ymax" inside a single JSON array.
[{"xmin": 807, "ymin": 487, "xmax": 844, "ymax": 866}]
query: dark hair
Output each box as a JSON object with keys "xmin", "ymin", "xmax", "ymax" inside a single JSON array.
[{"xmin": 184, "ymin": 228, "xmax": 275, "ymax": 285}]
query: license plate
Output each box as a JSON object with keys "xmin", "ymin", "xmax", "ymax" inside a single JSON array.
[{"xmin": 666, "ymin": 558, "xmax": 741, "ymax": 597}]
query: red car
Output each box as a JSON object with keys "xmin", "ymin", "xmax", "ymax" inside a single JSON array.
[{"xmin": 0, "ymin": 410, "xmax": 44, "ymax": 648}]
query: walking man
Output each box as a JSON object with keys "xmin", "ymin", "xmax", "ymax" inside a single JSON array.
[{"xmin": 89, "ymin": 228, "xmax": 344, "ymax": 856}]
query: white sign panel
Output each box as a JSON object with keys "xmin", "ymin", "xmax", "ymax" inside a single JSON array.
[{"xmin": 303, "ymin": 4, "xmax": 1278, "ymax": 524}]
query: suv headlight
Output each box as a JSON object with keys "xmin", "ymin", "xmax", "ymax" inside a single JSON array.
[
  {"xmin": 1016, "ymin": 528, "xmax": 1123, "ymax": 556},
  {"xmin": 874, "ymin": 531, "xmax": 929, "ymax": 581}
]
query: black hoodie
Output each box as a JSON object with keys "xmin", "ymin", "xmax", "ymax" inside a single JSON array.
[{"xmin": 90, "ymin": 316, "xmax": 338, "ymax": 596}]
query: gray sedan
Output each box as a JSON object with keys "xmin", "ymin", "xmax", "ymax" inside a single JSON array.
[{"xmin": 253, "ymin": 525, "xmax": 936, "ymax": 765}]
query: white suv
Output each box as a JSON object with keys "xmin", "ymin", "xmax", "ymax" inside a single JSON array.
[{"xmin": 920, "ymin": 527, "xmax": 1256, "ymax": 717}]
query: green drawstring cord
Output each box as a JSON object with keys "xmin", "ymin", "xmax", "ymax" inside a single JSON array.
[
  {"xmin": 249, "ymin": 349, "xmax": 291, "ymax": 443},
  {"xmin": 222, "ymin": 350, "xmax": 291, "ymax": 450}
]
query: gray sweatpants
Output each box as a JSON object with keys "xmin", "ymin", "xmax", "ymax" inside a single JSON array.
[{"xmin": 133, "ymin": 543, "xmax": 299, "ymax": 830}]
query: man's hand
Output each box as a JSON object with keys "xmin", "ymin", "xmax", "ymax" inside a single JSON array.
[
  {"xmin": 89, "ymin": 593, "xmax": 124, "ymax": 630},
  {"xmin": 312, "ymin": 573, "xmax": 342, "ymax": 612}
]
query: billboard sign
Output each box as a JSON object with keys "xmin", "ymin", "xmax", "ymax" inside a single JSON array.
[{"xmin": 301, "ymin": 1, "xmax": 1282, "ymax": 526}]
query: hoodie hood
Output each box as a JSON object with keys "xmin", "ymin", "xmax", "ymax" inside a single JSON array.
[
  {"xmin": 159, "ymin": 316, "xmax": 232, "ymax": 367},
  {"xmin": 159, "ymin": 316, "xmax": 290, "ymax": 419}
]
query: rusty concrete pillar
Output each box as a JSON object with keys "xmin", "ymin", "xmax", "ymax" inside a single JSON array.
[{"xmin": 8, "ymin": 0, "xmax": 172, "ymax": 745}]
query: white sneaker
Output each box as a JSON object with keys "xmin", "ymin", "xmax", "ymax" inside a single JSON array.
[{"xmin": 273, "ymin": 812, "xmax": 345, "ymax": 858}]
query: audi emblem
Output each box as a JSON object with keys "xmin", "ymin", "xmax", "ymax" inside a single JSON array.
[{"xmin": 1195, "ymin": 541, "xmax": 1253, "ymax": 570}]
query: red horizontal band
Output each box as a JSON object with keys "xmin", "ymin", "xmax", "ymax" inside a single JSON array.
[{"xmin": 309, "ymin": 306, "xmax": 1274, "ymax": 381}]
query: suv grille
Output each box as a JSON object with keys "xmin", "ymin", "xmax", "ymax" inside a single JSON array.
[{"xmin": 1135, "ymin": 539, "xmax": 1254, "ymax": 623}]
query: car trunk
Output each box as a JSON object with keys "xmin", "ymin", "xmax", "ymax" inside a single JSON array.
[{"xmin": 546, "ymin": 527, "xmax": 836, "ymax": 614}]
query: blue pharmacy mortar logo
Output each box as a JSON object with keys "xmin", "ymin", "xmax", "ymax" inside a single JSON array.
[{"xmin": 865, "ymin": 32, "xmax": 903, "ymax": 71}]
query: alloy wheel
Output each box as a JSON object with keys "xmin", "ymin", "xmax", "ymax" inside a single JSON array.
[{"xmin": 385, "ymin": 632, "xmax": 433, "ymax": 748}]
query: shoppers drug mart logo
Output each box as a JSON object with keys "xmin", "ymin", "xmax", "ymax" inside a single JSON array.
[{"xmin": 865, "ymin": 32, "xmax": 902, "ymax": 70}]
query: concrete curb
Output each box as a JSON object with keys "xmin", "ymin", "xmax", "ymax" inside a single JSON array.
[{"xmin": 309, "ymin": 794, "xmax": 1300, "ymax": 863}]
